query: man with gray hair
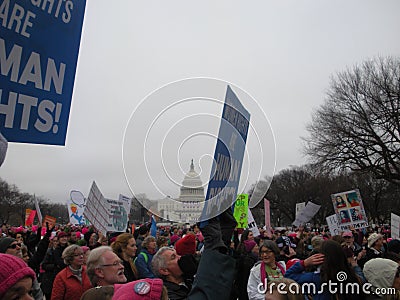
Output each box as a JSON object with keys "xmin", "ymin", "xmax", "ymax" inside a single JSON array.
[
  {"xmin": 152, "ymin": 208, "xmax": 237, "ymax": 300},
  {"xmin": 152, "ymin": 246, "xmax": 195, "ymax": 299},
  {"xmin": 86, "ymin": 245, "xmax": 127, "ymax": 286}
]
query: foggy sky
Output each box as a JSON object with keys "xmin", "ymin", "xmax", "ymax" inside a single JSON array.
[{"xmin": 1, "ymin": 1, "xmax": 400, "ymax": 205}]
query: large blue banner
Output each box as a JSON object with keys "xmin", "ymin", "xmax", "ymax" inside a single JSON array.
[
  {"xmin": 0, "ymin": 0, "xmax": 86, "ymax": 145},
  {"xmin": 200, "ymin": 85, "xmax": 250, "ymax": 224}
]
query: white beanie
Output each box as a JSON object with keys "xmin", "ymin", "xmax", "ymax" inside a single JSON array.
[
  {"xmin": 364, "ymin": 258, "xmax": 398, "ymax": 290},
  {"xmin": 367, "ymin": 233, "xmax": 382, "ymax": 248}
]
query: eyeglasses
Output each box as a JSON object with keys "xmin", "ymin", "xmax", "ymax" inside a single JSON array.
[
  {"xmin": 8, "ymin": 243, "xmax": 21, "ymax": 249},
  {"xmin": 260, "ymin": 249, "xmax": 274, "ymax": 255},
  {"xmin": 100, "ymin": 260, "xmax": 123, "ymax": 267}
]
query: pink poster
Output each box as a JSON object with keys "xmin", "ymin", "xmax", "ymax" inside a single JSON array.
[{"xmin": 264, "ymin": 198, "xmax": 272, "ymax": 235}]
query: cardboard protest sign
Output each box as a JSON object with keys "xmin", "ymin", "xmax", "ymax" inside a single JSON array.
[
  {"xmin": 107, "ymin": 194, "xmax": 131, "ymax": 232},
  {"xmin": 234, "ymin": 194, "xmax": 248, "ymax": 228},
  {"xmin": 331, "ymin": 189, "xmax": 368, "ymax": 231},
  {"xmin": 247, "ymin": 208, "xmax": 260, "ymax": 237},
  {"xmin": 264, "ymin": 198, "xmax": 272, "ymax": 236},
  {"xmin": 84, "ymin": 182, "xmax": 132, "ymax": 235},
  {"xmin": 34, "ymin": 196, "xmax": 42, "ymax": 224},
  {"xmin": 391, "ymin": 213, "xmax": 400, "ymax": 240},
  {"xmin": 84, "ymin": 181, "xmax": 109, "ymax": 236},
  {"xmin": 292, "ymin": 201, "xmax": 320, "ymax": 227},
  {"xmin": 25, "ymin": 209, "xmax": 36, "ymax": 226},
  {"xmin": 43, "ymin": 215, "xmax": 57, "ymax": 228},
  {"xmin": 326, "ymin": 214, "xmax": 341, "ymax": 236},
  {"xmin": 68, "ymin": 190, "xmax": 86, "ymax": 225},
  {"xmin": 296, "ymin": 202, "xmax": 306, "ymax": 218},
  {"xmin": 0, "ymin": 1, "xmax": 86, "ymax": 145},
  {"xmin": 200, "ymin": 86, "xmax": 250, "ymax": 226}
]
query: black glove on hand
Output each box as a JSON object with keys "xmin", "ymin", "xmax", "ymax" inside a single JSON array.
[
  {"xmin": 219, "ymin": 208, "xmax": 237, "ymax": 248},
  {"xmin": 201, "ymin": 218, "xmax": 227, "ymax": 253},
  {"xmin": 177, "ymin": 254, "xmax": 198, "ymax": 280},
  {"xmin": 45, "ymin": 222, "xmax": 54, "ymax": 238}
]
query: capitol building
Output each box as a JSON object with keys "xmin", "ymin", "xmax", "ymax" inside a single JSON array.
[{"xmin": 157, "ymin": 160, "xmax": 205, "ymax": 223}]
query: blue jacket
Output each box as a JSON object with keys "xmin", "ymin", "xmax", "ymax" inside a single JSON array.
[
  {"xmin": 284, "ymin": 261, "xmax": 329, "ymax": 300},
  {"xmin": 134, "ymin": 249, "xmax": 155, "ymax": 279}
]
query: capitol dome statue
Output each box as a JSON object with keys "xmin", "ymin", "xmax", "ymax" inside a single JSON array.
[
  {"xmin": 179, "ymin": 159, "xmax": 205, "ymax": 202},
  {"xmin": 156, "ymin": 160, "xmax": 205, "ymax": 223}
]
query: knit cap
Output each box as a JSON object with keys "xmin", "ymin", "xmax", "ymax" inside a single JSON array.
[
  {"xmin": 388, "ymin": 239, "xmax": 400, "ymax": 254},
  {"xmin": 243, "ymin": 240, "xmax": 257, "ymax": 253},
  {"xmin": 81, "ymin": 286, "xmax": 114, "ymax": 300},
  {"xmin": 0, "ymin": 237, "xmax": 15, "ymax": 253},
  {"xmin": 113, "ymin": 278, "xmax": 163, "ymax": 300},
  {"xmin": 170, "ymin": 234, "xmax": 180, "ymax": 245},
  {"xmin": 364, "ymin": 258, "xmax": 398, "ymax": 290},
  {"xmin": 367, "ymin": 233, "xmax": 382, "ymax": 248},
  {"xmin": 286, "ymin": 258, "xmax": 300, "ymax": 270},
  {"xmin": 0, "ymin": 253, "xmax": 36, "ymax": 299},
  {"xmin": 175, "ymin": 234, "xmax": 196, "ymax": 255}
]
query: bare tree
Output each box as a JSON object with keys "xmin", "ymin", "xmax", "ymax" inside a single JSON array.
[
  {"xmin": 0, "ymin": 179, "xmax": 20, "ymax": 224},
  {"xmin": 304, "ymin": 57, "xmax": 400, "ymax": 183}
]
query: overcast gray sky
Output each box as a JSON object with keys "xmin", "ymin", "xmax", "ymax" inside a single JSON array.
[{"xmin": 2, "ymin": 1, "xmax": 400, "ymax": 205}]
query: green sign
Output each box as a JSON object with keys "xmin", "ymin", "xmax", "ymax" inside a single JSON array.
[{"xmin": 234, "ymin": 194, "xmax": 248, "ymax": 228}]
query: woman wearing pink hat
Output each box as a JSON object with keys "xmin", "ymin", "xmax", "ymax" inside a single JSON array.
[{"xmin": 0, "ymin": 253, "xmax": 36, "ymax": 300}]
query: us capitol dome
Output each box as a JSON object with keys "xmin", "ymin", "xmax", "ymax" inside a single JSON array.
[{"xmin": 157, "ymin": 160, "xmax": 205, "ymax": 223}]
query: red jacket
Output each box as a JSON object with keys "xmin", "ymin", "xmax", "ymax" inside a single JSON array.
[{"xmin": 51, "ymin": 265, "xmax": 92, "ymax": 300}]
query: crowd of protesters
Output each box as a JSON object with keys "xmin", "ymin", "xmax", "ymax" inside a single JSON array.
[{"xmin": 0, "ymin": 217, "xmax": 400, "ymax": 300}]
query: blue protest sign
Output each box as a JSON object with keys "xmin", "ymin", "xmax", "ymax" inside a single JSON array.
[
  {"xmin": 200, "ymin": 85, "xmax": 250, "ymax": 225},
  {"xmin": 0, "ymin": 0, "xmax": 86, "ymax": 145}
]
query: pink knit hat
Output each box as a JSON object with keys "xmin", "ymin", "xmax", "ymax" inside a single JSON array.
[
  {"xmin": 243, "ymin": 240, "xmax": 257, "ymax": 253},
  {"xmin": 113, "ymin": 278, "xmax": 163, "ymax": 300},
  {"xmin": 0, "ymin": 254, "xmax": 36, "ymax": 299}
]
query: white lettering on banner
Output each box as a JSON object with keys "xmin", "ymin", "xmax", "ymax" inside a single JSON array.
[
  {"xmin": 0, "ymin": 0, "xmax": 36, "ymax": 38},
  {"xmin": 205, "ymin": 186, "xmax": 237, "ymax": 216},
  {"xmin": 29, "ymin": 0, "xmax": 73, "ymax": 24},
  {"xmin": 223, "ymin": 103, "xmax": 249, "ymax": 137},
  {"xmin": 214, "ymin": 153, "xmax": 240, "ymax": 182},
  {"xmin": 0, "ymin": 38, "xmax": 66, "ymax": 94},
  {"xmin": 0, "ymin": 89, "xmax": 62, "ymax": 133}
]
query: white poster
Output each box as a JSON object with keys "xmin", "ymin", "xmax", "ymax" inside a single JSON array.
[
  {"xmin": 34, "ymin": 196, "xmax": 43, "ymax": 224},
  {"xmin": 84, "ymin": 182, "xmax": 109, "ymax": 236},
  {"xmin": 292, "ymin": 201, "xmax": 321, "ymax": 227},
  {"xmin": 247, "ymin": 208, "xmax": 260, "ymax": 237},
  {"xmin": 296, "ymin": 202, "xmax": 306, "ymax": 218},
  {"xmin": 68, "ymin": 191, "xmax": 86, "ymax": 225},
  {"xmin": 326, "ymin": 214, "xmax": 341, "ymax": 236},
  {"xmin": 391, "ymin": 213, "xmax": 400, "ymax": 240},
  {"xmin": 107, "ymin": 194, "xmax": 131, "ymax": 232},
  {"xmin": 84, "ymin": 182, "xmax": 132, "ymax": 235}
]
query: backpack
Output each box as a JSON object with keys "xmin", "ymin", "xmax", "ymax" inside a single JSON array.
[{"xmin": 134, "ymin": 251, "xmax": 148, "ymax": 264}]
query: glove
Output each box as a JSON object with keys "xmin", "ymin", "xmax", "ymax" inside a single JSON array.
[
  {"xmin": 178, "ymin": 254, "xmax": 198, "ymax": 280},
  {"xmin": 201, "ymin": 218, "xmax": 227, "ymax": 253},
  {"xmin": 219, "ymin": 208, "xmax": 237, "ymax": 248}
]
